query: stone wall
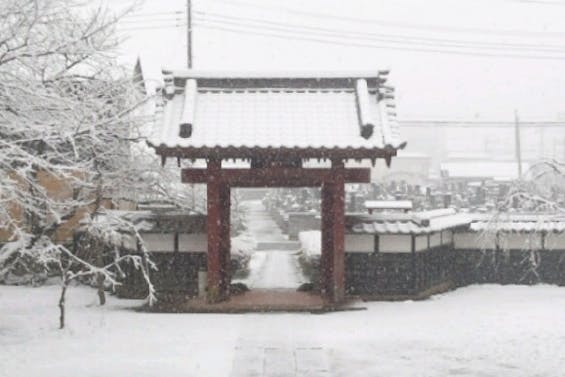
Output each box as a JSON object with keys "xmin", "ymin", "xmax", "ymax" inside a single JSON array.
[
  {"xmin": 342, "ymin": 229, "xmax": 565, "ymax": 299},
  {"xmin": 117, "ymin": 252, "xmax": 207, "ymax": 299},
  {"xmin": 345, "ymin": 245, "xmax": 456, "ymax": 298},
  {"xmin": 344, "ymin": 246, "xmax": 565, "ymax": 299},
  {"xmin": 287, "ymin": 213, "xmax": 320, "ymax": 240},
  {"xmin": 454, "ymin": 249, "xmax": 565, "ymax": 287}
]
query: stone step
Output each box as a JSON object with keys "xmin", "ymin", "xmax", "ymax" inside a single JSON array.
[{"xmin": 256, "ymin": 241, "xmax": 301, "ymax": 251}]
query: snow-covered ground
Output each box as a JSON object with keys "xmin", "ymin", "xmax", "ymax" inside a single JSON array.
[
  {"xmin": 2, "ymin": 283, "xmax": 565, "ymax": 377},
  {"xmin": 235, "ymin": 200, "xmax": 306, "ymax": 289},
  {"xmin": 240, "ymin": 200, "xmax": 287, "ymax": 242},
  {"xmin": 238, "ymin": 249, "xmax": 306, "ymax": 289}
]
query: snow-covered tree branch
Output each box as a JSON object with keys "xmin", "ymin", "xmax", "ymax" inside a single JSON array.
[{"xmin": 0, "ymin": 0, "xmax": 197, "ymax": 327}]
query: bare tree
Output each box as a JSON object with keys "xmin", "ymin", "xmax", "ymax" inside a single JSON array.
[
  {"xmin": 0, "ymin": 0, "xmax": 177, "ymax": 327},
  {"xmin": 479, "ymin": 158, "xmax": 565, "ymax": 282}
]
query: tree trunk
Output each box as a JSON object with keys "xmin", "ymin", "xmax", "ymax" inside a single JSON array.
[
  {"xmin": 93, "ymin": 177, "xmax": 106, "ymax": 306},
  {"xmin": 96, "ymin": 271, "xmax": 106, "ymax": 306},
  {"xmin": 59, "ymin": 279, "xmax": 67, "ymax": 329}
]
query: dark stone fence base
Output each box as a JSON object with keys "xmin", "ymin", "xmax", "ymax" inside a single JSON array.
[
  {"xmin": 117, "ymin": 249, "xmax": 565, "ymax": 301},
  {"xmin": 454, "ymin": 249, "xmax": 565, "ymax": 287},
  {"xmin": 117, "ymin": 252, "xmax": 207, "ymax": 299},
  {"xmin": 345, "ymin": 246, "xmax": 457, "ymax": 298},
  {"xmin": 342, "ymin": 247, "xmax": 565, "ymax": 300}
]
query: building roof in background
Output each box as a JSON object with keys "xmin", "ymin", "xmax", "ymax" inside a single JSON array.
[
  {"xmin": 347, "ymin": 209, "xmax": 471, "ymax": 235},
  {"xmin": 83, "ymin": 209, "xmax": 205, "ymax": 234},
  {"xmin": 440, "ymin": 162, "xmax": 529, "ymax": 181},
  {"xmin": 348, "ymin": 210, "xmax": 565, "ymax": 235},
  {"xmin": 148, "ymin": 69, "xmax": 405, "ymax": 159},
  {"xmin": 468, "ymin": 213, "xmax": 565, "ymax": 233},
  {"xmin": 364, "ymin": 200, "xmax": 413, "ymax": 211}
]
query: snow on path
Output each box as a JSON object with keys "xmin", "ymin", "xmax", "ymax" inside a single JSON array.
[
  {"xmin": 236, "ymin": 200, "xmax": 306, "ymax": 289},
  {"xmin": 2, "ymin": 284, "xmax": 565, "ymax": 376},
  {"xmin": 242, "ymin": 200, "xmax": 287, "ymax": 242},
  {"xmin": 243, "ymin": 250, "xmax": 306, "ymax": 289},
  {"xmin": 230, "ymin": 317, "xmax": 330, "ymax": 377}
]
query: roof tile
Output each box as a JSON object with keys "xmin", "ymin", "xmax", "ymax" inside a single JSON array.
[{"xmin": 149, "ymin": 71, "xmax": 404, "ymax": 154}]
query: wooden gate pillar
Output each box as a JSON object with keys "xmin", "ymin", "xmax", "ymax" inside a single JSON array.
[
  {"xmin": 219, "ymin": 183, "xmax": 231, "ymax": 298},
  {"xmin": 332, "ymin": 161, "xmax": 346, "ymax": 302},
  {"xmin": 321, "ymin": 181, "xmax": 334, "ymax": 300},
  {"xmin": 206, "ymin": 159, "xmax": 224, "ymax": 303},
  {"xmin": 321, "ymin": 160, "xmax": 346, "ymax": 304}
]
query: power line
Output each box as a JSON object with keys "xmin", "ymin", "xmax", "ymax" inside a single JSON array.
[
  {"xmin": 119, "ymin": 23, "xmax": 187, "ymax": 31},
  {"xmin": 193, "ymin": 10, "xmax": 565, "ymax": 53},
  {"xmin": 190, "ymin": 21, "xmax": 565, "ymax": 60},
  {"xmin": 204, "ymin": 0, "xmax": 565, "ymax": 38},
  {"xmin": 120, "ymin": 17, "xmax": 184, "ymax": 24},
  {"xmin": 120, "ymin": 19, "xmax": 565, "ymax": 59},
  {"xmin": 124, "ymin": 10, "xmax": 184, "ymax": 18},
  {"xmin": 117, "ymin": 5, "xmax": 565, "ymax": 59}
]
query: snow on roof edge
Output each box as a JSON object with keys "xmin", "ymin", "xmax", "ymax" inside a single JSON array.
[{"xmin": 161, "ymin": 68, "xmax": 391, "ymax": 79}]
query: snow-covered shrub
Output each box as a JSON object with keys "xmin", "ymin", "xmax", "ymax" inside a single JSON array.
[
  {"xmin": 298, "ymin": 230, "xmax": 321, "ymax": 285},
  {"xmin": 230, "ymin": 232, "xmax": 256, "ymax": 278},
  {"xmin": 299, "ymin": 231, "xmax": 321, "ymax": 260}
]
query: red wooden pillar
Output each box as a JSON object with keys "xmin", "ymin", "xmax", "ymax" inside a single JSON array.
[
  {"xmin": 331, "ymin": 160, "xmax": 346, "ymax": 302},
  {"xmin": 219, "ymin": 183, "xmax": 231, "ymax": 298},
  {"xmin": 320, "ymin": 181, "xmax": 335, "ymax": 300},
  {"xmin": 321, "ymin": 159, "xmax": 346, "ymax": 303},
  {"xmin": 206, "ymin": 159, "xmax": 223, "ymax": 303}
]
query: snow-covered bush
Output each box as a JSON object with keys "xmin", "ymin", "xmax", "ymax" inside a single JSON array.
[
  {"xmin": 298, "ymin": 230, "xmax": 321, "ymax": 285},
  {"xmin": 479, "ymin": 159, "xmax": 565, "ymax": 282},
  {"xmin": 299, "ymin": 230, "xmax": 321, "ymax": 260},
  {"xmin": 230, "ymin": 232, "xmax": 256, "ymax": 278}
]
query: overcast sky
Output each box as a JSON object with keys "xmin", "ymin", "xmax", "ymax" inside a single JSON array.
[{"xmin": 115, "ymin": 0, "xmax": 565, "ymax": 121}]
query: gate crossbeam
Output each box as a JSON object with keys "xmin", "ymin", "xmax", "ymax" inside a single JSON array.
[{"xmin": 182, "ymin": 167, "xmax": 371, "ymax": 187}]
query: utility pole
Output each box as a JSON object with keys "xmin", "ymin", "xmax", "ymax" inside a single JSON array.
[
  {"xmin": 514, "ymin": 109, "xmax": 523, "ymax": 179},
  {"xmin": 187, "ymin": 0, "xmax": 192, "ymax": 68},
  {"xmin": 187, "ymin": 0, "xmax": 194, "ymax": 209}
]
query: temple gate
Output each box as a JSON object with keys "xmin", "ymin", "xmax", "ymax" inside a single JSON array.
[{"xmin": 148, "ymin": 70, "xmax": 404, "ymax": 304}]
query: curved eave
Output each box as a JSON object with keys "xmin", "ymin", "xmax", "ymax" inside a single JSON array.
[{"xmin": 147, "ymin": 142, "xmax": 405, "ymax": 161}]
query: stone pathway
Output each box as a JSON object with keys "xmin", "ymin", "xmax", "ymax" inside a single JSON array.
[
  {"xmin": 231, "ymin": 340, "xmax": 332, "ymax": 377},
  {"xmin": 239, "ymin": 200, "xmax": 306, "ymax": 290},
  {"xmin": 229, "ymin": 200, "xmax": 331, "ymax": 376},
  {"xmin": 242, "ymin": 200, "xmax": 287, "ymax": 243},
  {"xmin": 245, "ymin": 250, "xmax": 306, "ymax": 289}
]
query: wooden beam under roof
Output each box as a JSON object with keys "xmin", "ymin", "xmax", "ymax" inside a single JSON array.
[
  {"xmin": 155, "ymin": 146, "xmax": 399, "ymax": 162},
  {"xmin": 181, "ymin": 167, "xmax": 371, "ymax": 187}
]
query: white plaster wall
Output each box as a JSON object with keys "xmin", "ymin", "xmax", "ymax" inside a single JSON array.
[
  {"xmin": 441, "ymin": 230, "xmax": 453, "ymax": 245},
  {"xmin": 179, "ymin": 233, "xmax": 208, "ymax": 252},
  {"xmin": 415, "ymin": 235, "xmax": 428, "ymax": 252},
  {"xmin": 454, "ymin": 232, "xmax": 496, "ymax": 250},
  {"xmin": 379, "ymin": 235, "xmax": 412, "ymax": 253},
  {"xmin": 142, "ymin": 233, "xmax": 174, "ymax": 252},
  {"xmin": 499, "ymin": 233, "xmax": 542, "ymax": 250},
  {"xmin": 345, "ymin": 234, "xmax": 374, "ymax": 253},
  {"xmin": 545, "ymin": 233, "xmax": 565, "ymax": 250},
  {"xmin": 430, "ymin": 233, "xmax": 441, "ymax": 248}
]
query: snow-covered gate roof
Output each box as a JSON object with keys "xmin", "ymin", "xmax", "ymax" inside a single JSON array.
[{"xmin": 148, "ymin": 69, "xmax": 405, "ymax": 160}]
